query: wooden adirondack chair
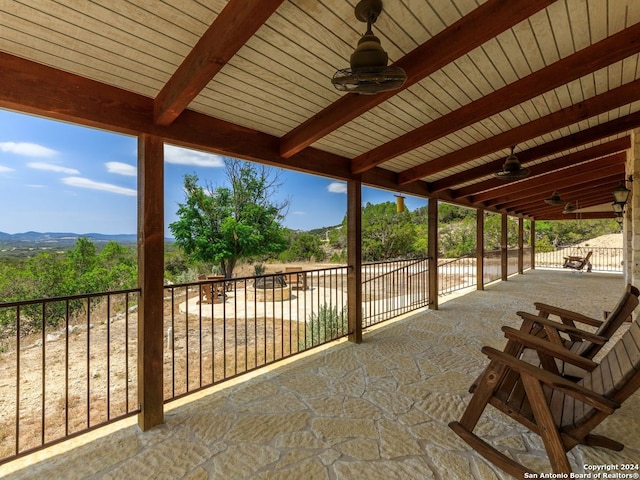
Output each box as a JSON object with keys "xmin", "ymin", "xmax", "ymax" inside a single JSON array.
[
  {"xmin": 563, "ymin": 251, "xmax": 592, "ymax": 272},
  {"xmin": 513, "ymin": 284, "xmax": 640, "ymax": 378},
  {"xmin": 450, "ymin": 319, "xmax": 640, "ymax": 476}
]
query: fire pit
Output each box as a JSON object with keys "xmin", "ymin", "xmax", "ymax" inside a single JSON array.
[{"xmin": 247, "ymin": 274, "xmax": 291, "ymax": 302}]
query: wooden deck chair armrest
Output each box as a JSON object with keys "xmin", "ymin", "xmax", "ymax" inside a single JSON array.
[
  {"xmin": 502, "ymin": 326, "xmax": 599, "ymax": 372},
  {"xmin": 563, "ymin": 255, "xmax": 583, "ymax": 261},
  {"xmin": 481, "ymin": 347, "xmax": 619, "ymax": 413},
  {"xmin": 516, "ymin": 312, "xmax": 608, "ymax": 345},
  {"xmin": 533, "ymin": 303, "xmax": 603, "ymax": 327}
]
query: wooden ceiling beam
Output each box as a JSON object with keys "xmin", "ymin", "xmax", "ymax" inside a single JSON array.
[
  {"xmin": 430, "ymin": 115, "xmax": 640, "ymax": 193},
  {"xmin": 535, "ymin": 212, "xmax": 615, "ymax": 220},
  {"xmin": 469, "ymin": 152, "xmax": 625, "ymax": 203},
  {"xmin": 397, "ymin": 78, "xmax": 640, "ymax": 184},
  {"xmin": 478, "ymin": 158, "xmax": 624, "ymax": 205},
  {"xmin": 154, "ymin": 0, "xmax": 284, "ymax": 126},
  {"xmin": 519, "ymin": 196, "xmax": 617, "ymax": 217},
  {"xmin": 352, "ymin": 21, "xmax": 640, "ymax": 175},
  {"xmin": 279, "ymin": 0, "xmax": 555, "ymax": 159},
  {"xmin": 503, "ymin": 180, "xmax": 621, "ymax": 212},
  {"xmin": 451, "ymin": 138, "xmax": 630, "ymax": 199},
  {"xmin": 0, "ymin": 51, "xmax": 446, "ymax": 204}
]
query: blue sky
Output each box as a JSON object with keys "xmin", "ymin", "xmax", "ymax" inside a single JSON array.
[{"xmin": 0, "ymin": 109, "xmax": 426, "ymax": 236}]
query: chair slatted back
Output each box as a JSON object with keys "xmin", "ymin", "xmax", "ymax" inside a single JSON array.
[
  {"xmin": 571, "ymin": 285, "xmax": 639, "ymax": 359},
  {"xmin": 560, "ymin": 320, "xmax": 640, "ymax": 427}
]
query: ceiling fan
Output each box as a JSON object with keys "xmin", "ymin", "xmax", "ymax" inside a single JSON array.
[
  {"xmin": 332, "ymin": 0, "xmax": 407, "ymax": 94},
  {"xmin": 493, "ymin": 145, "xmax": 530, "ymax": 180}
]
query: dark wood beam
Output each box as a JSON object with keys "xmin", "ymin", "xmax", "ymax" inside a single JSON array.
[
  {"xmin": 451, "ymin": 138, "xmax": 630, "ymax": 199},
  {"xmin": 279, "ymin": 0, "xmax": 555, "ymax": 159},
  {"xmin": 430, "ymin": 116, "xmax": 640, "ymax": 193},
  {"xmin": 352, "ymin": 22, "xmax": 640, "ymax": 174},
  {"xmin": 471, "ymin": 153, "xmax": 625, "ymax": 203},
  {"xmin": 397, "ymin": 78, "xmax": 640, "ymax": 184},
  {"xmin": 535, "ymin": 212, "xmax": 615, "ymax": 220},
  {"xmin": 154, "ymin": 0, "xmax": 284, "ymax": 126},
  {"xmin": 507, "ymin": 187, "xmax": 620, "ymax": 215},
  {"xmin": 480, "ymin": 165, "xmax": 624, "ymax": 209},
  {"xmin": 0, "ymin": 52, "xmax": 361, "ymax": 184},
  {"xmin": 499, "ymin": 177, "xmax": 622, "ymax": 211}
]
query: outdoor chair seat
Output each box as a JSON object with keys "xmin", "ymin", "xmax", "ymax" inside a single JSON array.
[
  {"xmin": 562, "ymin": 251, "xmax": 592, "ymax": 272},
  {"xmin": 449, "ymin": 319, "xmax": 640, "ymax": 476},
  {"xmin": 514, "ymin": 284, "xmax": 639, "ymax": 379}
]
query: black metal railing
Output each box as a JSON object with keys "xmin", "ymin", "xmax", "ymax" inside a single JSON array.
[
  {"xmin": 438, "ymin": 255, "xmax": 476, "ymax": 295},
  {"xmin": 483, "ymin": 249, "xmax": 502, "ymax": 285},
  {"xmin": 362, "ymin": 258, "xmax": 429, "ymax": 327},
  {"xmin": 507, "ymin": 248, "xmax": 519, "ymax": 276},
  {"xmin": 162, "ymin": 267, "xmax": 349, "ymax": 402},
  {"xmin": 534, "ymin": 246, "xmax": 623, "ymax": 272},
  {"xmin": 0, "ymin": 289, "xmax": 140, "ymax": 463}
]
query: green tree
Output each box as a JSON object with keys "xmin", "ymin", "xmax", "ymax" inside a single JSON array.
[
  {"xmin": 280, "ymin": 230, "xmax": 326, "ymax": 262},
  {"xmin": 360, "ymin": 201, "xmax": 419, "ymax": 261},
  {"xmin": 169, "ymin": 159, "xmax": 289, "ymax": 278}
]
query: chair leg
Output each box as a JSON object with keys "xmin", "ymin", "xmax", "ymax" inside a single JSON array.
[
  {"xmin": 449, "ymin": 421, "xmax": 534, "ymax": 478},
  {"xmin": 583, "ymin": 434, "xmax": 624, "ymax": 451},
  {"xmin": 459, "ymin": 362, "xmax": 505, "ymax": 429},
  {"xmin": 522, "ymin": 375, "xmax": 572, "ymax": 473}
]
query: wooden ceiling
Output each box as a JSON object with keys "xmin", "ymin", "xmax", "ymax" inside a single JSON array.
[{"xmin": 1, "ymin": 0, "xmax": 639, "ymax": 220}]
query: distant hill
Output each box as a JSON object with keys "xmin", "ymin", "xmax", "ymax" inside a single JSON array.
[{"xmin": 0, "ymin": 231, "xmax": 138, "ymax": 244}]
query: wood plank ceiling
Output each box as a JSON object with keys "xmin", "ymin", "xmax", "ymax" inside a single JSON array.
[{"xmin": 1, "ymin": 0, "xmax": 639, "ymax": 220}]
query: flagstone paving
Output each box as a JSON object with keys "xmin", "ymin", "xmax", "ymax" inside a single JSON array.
[{"xmin": 2, "ymin": 270, "xmax": 639, "ymax": 479}]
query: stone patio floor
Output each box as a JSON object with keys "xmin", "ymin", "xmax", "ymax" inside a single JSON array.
[{"xmin": 2, "ymin": 269, "xmax": 639, "ymax": 479}]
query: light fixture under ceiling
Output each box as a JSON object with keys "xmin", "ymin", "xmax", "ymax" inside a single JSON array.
[
  {"xmin": 332, "ymin": 0, "xmax": 407, "ymax": 95},
  {"xmin": 562, "ymin": 202, "xmax": 576, "ymax": 214},
  {"xmin": 493, "ymin": 145, "xmax": 530, "ymax": 180},
  {"xmin": 544, "ymin": 191, "xmax": 565, "ymax": 206}
]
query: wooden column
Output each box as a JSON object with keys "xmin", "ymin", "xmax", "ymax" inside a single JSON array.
[
  {"xmin": 530, "ymin": 220, "xmax": 536, "ymax": 270},
  {"xmin": 428, "ymin": 198, "xmax": 438, "ymax": 309},
  {"xmin": 476, "ymin": 209, "xmax": 484, "ymax": 290},
  {"xmin": 347, "ymin": 179, "xmax": 362, "ymax": 343},
  {"xmin": 137, "ymin": 134, "xmax": 165, "ymax": 430},
  {"xmin": 518, "ymin": 216, "xmax": 524, "ymax": 274},
  {"xmin": 501, "ymin": 213, "xmax": 508, "ymax": 281}
]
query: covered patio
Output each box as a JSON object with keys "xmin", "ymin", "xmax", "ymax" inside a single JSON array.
[
  {"xmin": 2, "ymin": 1, "xmax": 640, "ymax": 476},
  {"xmin": 2, "ymin": 270, "xmax": 637, "ymax": 479}
]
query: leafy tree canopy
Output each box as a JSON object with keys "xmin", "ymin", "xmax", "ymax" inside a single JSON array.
[{"xmin": 169, "ymin": 159, "xmax": 289, "ymax": 278}]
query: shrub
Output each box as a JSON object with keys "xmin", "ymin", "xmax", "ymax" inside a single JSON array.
[{"xmin": 300, "ymin": 304, "xmax": 347, "ymax": 349}]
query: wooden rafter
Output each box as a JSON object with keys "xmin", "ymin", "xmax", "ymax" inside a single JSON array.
[
  {"xmin": 397, "ymin": 78, "xmax": 640, "ymax": 185},
  {"xmin": 474, "ymin": 154, "xmax": 624, "ymax": 204},
  {"xmin": 499, "ymin": 176, "xmax": 623, "ymax": 211},
  {"xmin": 278, "ymin": 0, "xmax": 555, "ymax": 159},
  {"xmin": 352, "ymin": 22, "xmax": 640, "ymax": 175},
  {"xmin": 452, "ymin": 138, "xmax": 630, "ymax": 199},
  {"xmin": 154, "ymin": 0, "xmax": 284, "ymax": 126},
  {"xmin": 490, "ymin": 179, "xmax": 624, "ymax": 211},
  {"xmin": 430, "ymin": 115, "xmax": 640, "ymax": 193}
]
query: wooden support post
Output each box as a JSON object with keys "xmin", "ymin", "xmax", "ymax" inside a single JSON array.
[
  {"xmin": 476, "ymin": 209, "xmax": 484, "ymax": 290},
  {"xmin": 428, "ymin": 198, "xmax": 438, "ymax": 309},
  {"xmin": 530, "ymin": 220, "xmax": 536, "ymax": 270},
  {"xmin": 137, "ymin": 134, "xmax": 164, "ymax": 430},
  {"xmin": 347, "ymin": 179, "xmax": 362, "ymax": 343},
  {"xmin": 518, "ymin": 217, "xmax": 524, "ymax": 274},
  {"xmin": 501, "ymin": 213, "xmax": 508, "ymax": 281}
]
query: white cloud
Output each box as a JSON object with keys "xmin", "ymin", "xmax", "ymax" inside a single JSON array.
[
  {"xmin": 26, "ymin": 184, "xmax": 46, "ymax": 188},
  {"xmin": 28, "ymin": 162, "xmax": 80, "ymax": 175},
  {"xmin": 61, "ymin": 177, "xmax": 137, "ymax": 196},
  {"xmin": 164, "ymin": 145, "xmax": 225, "ymax": 167},
  {"xmin": 0, "ymin": 165, "xmax": 15, "ymax": 173},
  {"xmin": 0, "ymin": 142, "xmax": 57, "ymax": 157},
  {"xmin": 292, "ymin": 210, "xmax": 305, "ymax": 215},
  {"xmin": 327, "ymin": 182, "xmax": 347, "ymax": 194},
  {"xmin": 106, "ymin": 161, "xmax": 137, "ymax": 176}
]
